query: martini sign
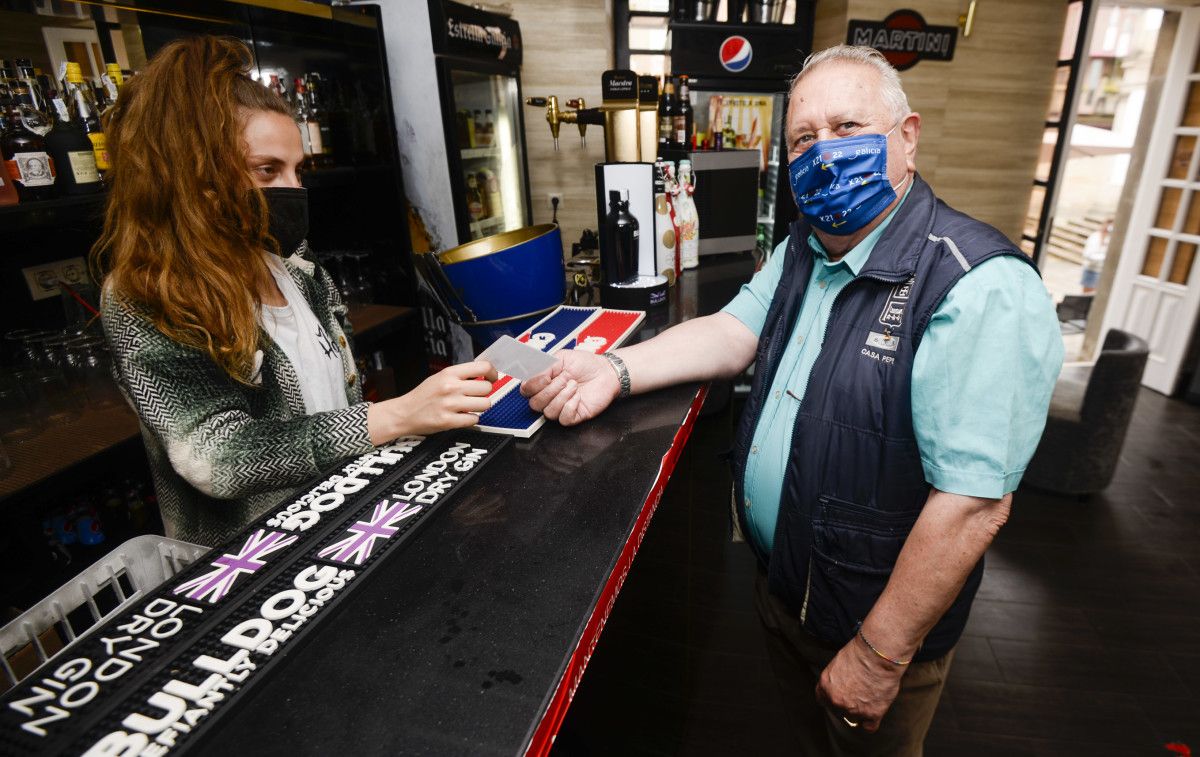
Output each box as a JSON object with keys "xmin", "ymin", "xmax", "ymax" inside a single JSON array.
[{"xmin": 847, "ymin": 9, "xmax": 957, "ymax": 71}]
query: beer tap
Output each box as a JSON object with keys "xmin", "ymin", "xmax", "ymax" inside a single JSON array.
[
  {"xmin": 524, "ymin": 95, "xmax": 595, "ymax": 151},
  {"xmin": 527, "ymin": 72, "xmax": 646, "ymax": 163}
]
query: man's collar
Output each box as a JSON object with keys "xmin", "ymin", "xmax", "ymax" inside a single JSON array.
[{"xmin": 806, "ymin": 178, "xmax": 915, "ymax": 276}]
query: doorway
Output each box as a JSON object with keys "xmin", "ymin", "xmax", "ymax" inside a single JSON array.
[{"xmin": 1034, "ymin": 4, "xmax": 1166, "ymax": 360}]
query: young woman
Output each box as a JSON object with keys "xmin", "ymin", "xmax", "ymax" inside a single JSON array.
[{"xmin": 95, "ymin": 36, "xmax": 494, "ymax": 546}]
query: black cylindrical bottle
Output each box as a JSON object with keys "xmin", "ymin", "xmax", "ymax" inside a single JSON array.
[
  {"xmin": 603, "ymin": 189, "xmax": 639, "ymax": 286},
  {"xmin": 44, "ymin": 71, "xmax": 103, "ymax": 196}
]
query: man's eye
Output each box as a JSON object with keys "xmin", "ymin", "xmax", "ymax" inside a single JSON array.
[{"xmin": 838, "ymin": 122, "xmax": 859, "ymax": 132}]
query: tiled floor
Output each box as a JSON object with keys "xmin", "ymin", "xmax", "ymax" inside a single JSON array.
[{"xmin": 552, "ymin": 387, "xmax": 1200, "ymax": 756}]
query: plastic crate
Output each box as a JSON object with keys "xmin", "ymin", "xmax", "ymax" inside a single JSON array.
[{"xmin": 0, "ymin": 534, "xmax": 207, "ymax": 689}]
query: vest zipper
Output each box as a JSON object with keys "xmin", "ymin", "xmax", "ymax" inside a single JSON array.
[
  {"xmin": 799, "ymin": 554, "xmax": 813, "ymax": 624},
  {"xmin": 789, "ymin": 268, "xmax": 909, "ymax": 626}
]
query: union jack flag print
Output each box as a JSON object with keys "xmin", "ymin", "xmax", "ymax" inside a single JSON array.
[
  {"xmin": 174, "ymin": 529, "xmax": 298, "ymax": 603},
  {"xmin": 318, "ymin": 498, "xmax": 423, "ymax": 565}
]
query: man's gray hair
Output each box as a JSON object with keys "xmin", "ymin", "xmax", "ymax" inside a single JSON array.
[{"xmin": 791, "ymin": 45, "xmax": 911, "ymax": 122}]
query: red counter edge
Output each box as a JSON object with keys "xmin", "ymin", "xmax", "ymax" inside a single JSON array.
[{"xmin": 524, "ymin": 383, "xmax": 711, "ymax": 757}]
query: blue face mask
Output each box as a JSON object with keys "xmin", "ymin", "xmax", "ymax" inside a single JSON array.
[{"xmin": 788, "ymin": 127, "xmax": 908, "ymax": 235}]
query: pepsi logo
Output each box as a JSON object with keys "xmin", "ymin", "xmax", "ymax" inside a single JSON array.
[{"xmin": 719, "ymin": 35, "xmax": 753, "ymax": 73}]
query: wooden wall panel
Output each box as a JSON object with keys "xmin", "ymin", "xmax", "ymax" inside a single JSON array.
[
  {"xmin": 511, "ymin": 0, "xmax": 613, "ymax": 252},
  {"xmin": 813, "ymin": 0, "xmax": 850, "ymax": 51}
]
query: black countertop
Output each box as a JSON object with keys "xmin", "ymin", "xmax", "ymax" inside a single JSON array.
[
  {"xmin": 196, "ymin": 254, "xmax": 756, "ymax": 756},
  {"xmin": 0, "ymin": 254, "xmax": 745, "ymax": 756},
  {"xmin": 200, "ymin": 382, "xmax": 707, "ymax": 755}
]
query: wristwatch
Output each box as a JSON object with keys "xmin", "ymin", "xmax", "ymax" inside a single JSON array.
[{"xmin": 602, "ymin": 352, "xmax": 632, "ymax": 399}]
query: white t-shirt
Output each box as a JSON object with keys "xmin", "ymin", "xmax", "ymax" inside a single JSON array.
[{"xmin": 260, "ymin": 256, "xmax": 349, "ymax": 414}]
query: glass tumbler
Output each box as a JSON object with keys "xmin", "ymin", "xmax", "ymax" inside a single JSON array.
[{"xmin": 0, "ymin": 379, "xmax": 44, "ymax": 443}]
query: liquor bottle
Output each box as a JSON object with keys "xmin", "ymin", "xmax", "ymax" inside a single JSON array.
[
  {"xmin": 603, "ymin": 189, "xmax": 639, "ymax": 286},
  {"xmin": 268, "ymin": 74, "xmax": 287, "ymax": 102},
  {"xmin": 475, "ymin": 171, "xmax": 492, "ymax": 218},
  {"xmin": 480, "ymin": 168, "xmax": 502, "ymax": 221},
  {"xmin": 653, "ymin": 160, "xmax": 677, "ymax": 280},
  {"xmin": 44, "ymin": 63, "xmax": 102, "ymax": 195},
  {"xmin": 483, "ymin": 109, "xmax": 494, "ymax": 147},
  {"xmin": 293, "ymin": 78, "xmax": 322, "ymax": 166},
  {"xmin": 462, "ymin": 109, "xmax": 477, "ymax": 148},
  {"xmin": 14, "ymin": 59, "xmax": 46, "ymax": 115},
  {"xmin": 473, "ymin": 110, "xmax": 484, "ymax": 147},
  {"xmin": 0, "ymin": 108, "xmax": 18, "ymax": 206},
  {"xmin": 102, "ymin": 63, "xmax": 123, "ymax": 107},
  {"xmin": 658, "ymin": 78, "xmax": 676, "ymax": 151},
  {"xmin": 66, "ymin": 66, "xmax": 110, "ymax": 175},
  {"xmin": 292, "ymin": 82, "xmax": 312, "ymax": 159},
  {"xmin": 676, "ymin": 75, "xmax": 693, "ymax": 149},
  {"xmin": 305, "ymin": 74, "xmax": 334, "ymax": 167},
  {"xmin": 721, "ymin": 110, "xmax": 736, "ymax": 152},
  {"xmin": 465, "ymin": 173, "xmax": 484, "ymax": 222},
  {"xmin": 2, "ymin": 85, "xmax": 56, "ymax": 201},
  {"xmin": 676, "ymin": 160, "xmax": 699, "ymax": 269}
]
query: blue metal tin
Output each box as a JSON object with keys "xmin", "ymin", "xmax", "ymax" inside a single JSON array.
[{"xmin": 436, "ymin": 224, "xmax": 566, "ymax": 346}]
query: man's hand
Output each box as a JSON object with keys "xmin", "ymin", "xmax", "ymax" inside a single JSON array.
[
  {"xmin": 814, "ymin": 635, "xmax": 906, "ymax": 733},
  {"xmin": 520, "ymin": 350, "xmax": 621, "ymax": 426}
]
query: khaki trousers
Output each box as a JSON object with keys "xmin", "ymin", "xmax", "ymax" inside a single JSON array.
[{"xmin": 754, "ymin": 573, "xmax": 954, "ymax": 756}]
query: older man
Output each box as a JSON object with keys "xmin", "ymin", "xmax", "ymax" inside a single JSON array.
[{"xmin": 523, "ymin": 45, "xmax": 1063, "ymax": 754}]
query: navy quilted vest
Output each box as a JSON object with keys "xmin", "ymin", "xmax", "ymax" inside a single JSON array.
[{"xmin": 732, "ymin": 175, "xmax": 1036, "ymax": 661}]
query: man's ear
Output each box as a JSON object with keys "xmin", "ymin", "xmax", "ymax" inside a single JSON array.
[{"xmin": 901, "ymin": 112, "xmax": 921, "ymax": 172}]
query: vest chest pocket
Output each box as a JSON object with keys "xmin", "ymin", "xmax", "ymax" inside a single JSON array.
[{"xmin": 804, "ymin": 495, "xmax": 921, "ymax": 642}]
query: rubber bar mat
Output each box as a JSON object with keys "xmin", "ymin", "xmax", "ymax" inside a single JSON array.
[{"xmin": 1, "ymin": 431, "xmax": 508, "ymax": 755}]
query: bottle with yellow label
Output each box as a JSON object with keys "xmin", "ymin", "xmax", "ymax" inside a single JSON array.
[
  {"xmin": 64, "ymin": 62, "xmax": 109, "ymax": 174},
  {"xmin": 45, "ymin": 62, "xmax": 103, "ymax": 195}
]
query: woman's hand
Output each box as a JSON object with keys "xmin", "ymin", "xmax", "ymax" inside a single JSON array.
[{"xmin": 368, "ymin": 360, "xmax": 497, "ymax": 443}]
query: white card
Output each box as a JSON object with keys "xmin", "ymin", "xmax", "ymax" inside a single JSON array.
[{"xmin": 477, "ymin": 335, "xmax": 558, "ymax": 382}]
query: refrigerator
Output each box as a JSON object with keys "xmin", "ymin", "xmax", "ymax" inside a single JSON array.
[
  {"xmin": 428, "ymin": 1, "xmax": 533, "ymax": 245},
  {"xmin": 669, "ymin": 20, "xmax": 812, "ymax": 257}
]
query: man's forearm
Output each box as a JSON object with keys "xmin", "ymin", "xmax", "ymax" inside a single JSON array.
[
  {"xmin": 860, "ymin": 488, "xmax": 1011, "ymax": 661},
  {"xmin": 614, "ymin": 312, "xmax": 757, "ymax": 395}
]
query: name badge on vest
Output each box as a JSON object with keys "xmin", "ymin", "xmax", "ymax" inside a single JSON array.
[
  {"xmin": 866, "ymin": 276, "xmax": 915, "ymax": 353},
  {"xmin": 866, "ymin": 331, "xmax": 899, "ymax": 351}
]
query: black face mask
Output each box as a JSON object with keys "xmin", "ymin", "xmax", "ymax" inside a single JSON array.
[{"xmin": 262, "ymin": 186, "xmax": 309, "ymax": 256}]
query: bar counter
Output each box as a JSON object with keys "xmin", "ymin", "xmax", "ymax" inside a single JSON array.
[
  {"xmin": 0, "ymin": 255, "xmax": 754, "ymax": 756},
  {"xmin": 199, "ymin": 257, "xmax": 757, "ymax": 756},
  {"xmin": 201, "ymin": 382, "xmax": 708, "ymax": 756}
]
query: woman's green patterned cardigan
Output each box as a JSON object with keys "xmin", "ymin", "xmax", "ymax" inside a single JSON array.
[{"xmin": 101, "ymin": 252, "xmax": 375, "ymax": 547}]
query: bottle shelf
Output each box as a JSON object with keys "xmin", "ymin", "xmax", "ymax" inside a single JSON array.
[
  {"xmin": 0, "ymin": 165, "xmax": 395, "ymax": 231},
  {"xmin": 0, "ymin": 192, "xmax": 108, "ymax": 232},
  {"xmin": 0, "ymin": 403, "xmax": 141, "ymax": 502},
  {"xmin": 460, "ymin": 147, "xmax": 500, "ymax": 160}
]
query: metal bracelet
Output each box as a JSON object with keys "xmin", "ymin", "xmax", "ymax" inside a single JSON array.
[
  {"xmin": 855, "ymin": 621, "xmax": 913, "ymax": 666},
  {"xmin": 602, "ymin": 351, "xmax": 631, "ymax": 399}
]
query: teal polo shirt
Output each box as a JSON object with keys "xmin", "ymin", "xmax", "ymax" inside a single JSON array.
[{"xmin": 723, "ymin": 193, "xmax": 1064, "ymax": 555}]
